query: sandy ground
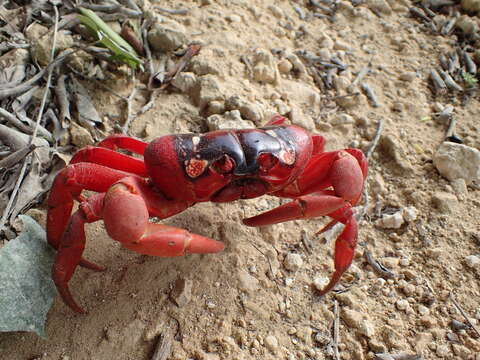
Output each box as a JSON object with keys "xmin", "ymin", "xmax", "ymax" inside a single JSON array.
[{"xmin": 1, "ymin": 0, "xmax": 480, "ymax": 359}]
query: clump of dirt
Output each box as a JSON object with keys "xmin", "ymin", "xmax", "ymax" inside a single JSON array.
[{"xmin": 1, "ymin": 1, "xmax": 480, "ymax": 360}]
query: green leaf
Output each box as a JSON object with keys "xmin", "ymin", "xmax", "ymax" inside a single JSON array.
[
  {"xmin": 0, "ymin": 216, "xmax": 57, "ymax": 338},
  {"xmin": 78, "ymin": 7, "xmax": 143, "ymax": 70}
]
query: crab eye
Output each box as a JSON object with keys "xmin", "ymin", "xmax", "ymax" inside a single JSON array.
[
  {"xmin": 257, "ymin": 153, "xmax": 278, "ymax": 172},
  {"xmin": 211, "ymin": 154, "xmax": 235, "ymax": 174}
]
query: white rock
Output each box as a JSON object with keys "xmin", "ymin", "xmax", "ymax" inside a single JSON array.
[
  {"xmin": 284, "ymin": 253, "xmax": 303, "ymax": 272},
  {"xmin": 375, "ymin": 211, "xmax": 404, "ymax": 229},
  {"xmin": 206, "ymin": 111, "xmax": 255, "ymax": 131},
  {"xmin": 341, "ymin": 308, "xmax": 375, "ymax": 338},
  {"xmin": 264, "ymin": 335, "xmax": 279, "ymax": 352},
  {"xmin": 312, "ymin": 277, "xmax": 329, "ymax": 291},
  {"xmin": 252, "ymin": 49, "xmax": 279, "ymax": 84},
  {"xmin": 465, "ymin": 255, "xmax": 480, "ymax": 269},
  {"xmin": 331, "ymin": 113, "xmax": 355, "ymax": 126},
  {"xmin": 367, "ymin": 0, "xmax": 392, "ymax": 14},
  {"xmin": 396, "ymin": 299, "xmax": 409, "ymax": 311},
  {"xmin": 433, "ymin": 142, "xmax": 480, "ymax": 187},
  {"xmin": 237, "ymin": 270, "xmax": 260, "ymax": 293},
  {"xmin": 402, "ymin": 206, "xmax": 418, "ymax": 222}
]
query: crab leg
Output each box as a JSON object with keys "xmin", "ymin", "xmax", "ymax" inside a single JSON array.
[
  {"xmin": 52, "ymin": 175, "xmax": 223, "ymax": 313},
  {"xmin": 97, "ymin": 134, "xmax": 148, "ymax": 155},
  {"xmin": 243, "ymin": 150, "xmax": 366, "ymax": 295},
  {"xmin": 70, "ymin": 146, "xmax": 147, "ymax": 176}
]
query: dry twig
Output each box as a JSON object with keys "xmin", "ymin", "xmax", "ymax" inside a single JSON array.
[{"xmin": 450, "ymin": 293, "xmax": 480, "ymax": 338}]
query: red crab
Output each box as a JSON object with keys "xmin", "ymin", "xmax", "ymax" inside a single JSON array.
[{"xmin": 47, "ymin": 115, "xmax": 367, "ymax": 313}]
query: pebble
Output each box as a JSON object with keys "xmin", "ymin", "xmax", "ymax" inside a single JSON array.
[
  {"xmin": 312, "ymin": 277, "xmax": 329, "ymax": 291},
  {"xmin": 431, "ymin": 191, "xmax": 458, "ymax": 213},
  {"xmin": 333, "ymin": 40, "xmax": 351, "ymax": 51},
  {"xmin": 436, "ymin": 344, "xmax": 450, "ymax": 357},
  {"xmin": 399, "ymin": 71, "xmax": 416, "ymax": 82},
  {"xmin": 237, "ymin": 270, "xmax": 260, "ymax": 293},
  {"xmin": 418, "ymin": 304, "xmax": 430, "ymax": 315},
  {"xmin": 396, "ymin": 299, "xmax": 409, "ymax": 311},
  {"xmin": 147, "ymin": 20, "xmax": 187, "ymax": 52},
  {"xmin": 465, "ymin": 255, "xmax": 480, "ymax": 269},
  {"xmin": 341, "ymin": 308, "xmax": 375, "ymax": 337},
  {"xmin": 25, "ymin": 23, "xmax": 74, "ymax": 66},
  {"xmin": 264, "ymin": 335, "xmax": 279, "ymax": 352},
  {"xmin": 331, "ymin": 113, "xmax": 355, "ymax": 126},
  {"xmin": 451, "ymin": 178, "xmax": 468, "ymax": 198},
  {"xmin": 206, "ymin": 111, "xmax": 255, "ymax": 131},
  {"xmin": 206, "ymin": 300, "xmax": 216, "ymax": 309},
  {"xmin": 171, "ymin": 72, "xmax": 197, "ymax": 94},
  {"xmin": 170, "ymin": 278, "xmax": 192, "ymax": 307},
  {"xmin": 367, "ymin": 0, "xmax": 392, "ymax": 14},
  {"xmin": 252, "ymin": 49, "xmax": 279, "ymax": 84},
  {"xmin": 283, "ymin": 253, "xmax": 303, "ymax": 272},
  {"xmin": 402, "ymin": 206, "xmax": 418, "ymax": 222},
  {"xmin": 375, "ymin": 211, "xmax": 404, "ymax": 229},
  {"xmin": 194, "ymin": 75, "xmax": 224, "ymax": 108},
  {"xmin": 433, "ymin": 142, "xmax": 480, "ymax": 187},
  {"xmin": 278, "ymin": 59, "xmax": 293, "ymax": 74},
  {"xmin": 70, "ymin": 122, "xmax": 94, "ymax": 147},
  {"xmin": 225, "ymin": 14, "xmax": 241, "ymax": 22}
]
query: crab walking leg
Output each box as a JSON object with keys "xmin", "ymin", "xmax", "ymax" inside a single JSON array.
[
  {"xmin": 97, "ymin": 134, "xmax": 148, "ymax": 155},
  {"xmin": 243, "ymin": 194, "xmax": 358, "ymax": 295},
  {"xmin": 70, "ymin": 146, "xmax": 147, "ymax": 177},
  {"xmin": 47, "ymin": 163, "xmax": 131, "ymax": 270},
  {"xmin": 243, "ymin": 150, "xmax": 367, "ymax": 295},
  {"xmin": 102, "ymin": 178, "xmax": 224, "ymax": 257},
  {"xmin": 53, "ymin": 177, "xmax": 224, "ymax": 313}
]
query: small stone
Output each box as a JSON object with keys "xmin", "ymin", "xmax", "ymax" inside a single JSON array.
[
  {"xmin": 342, "ymin": 308, "xmax": 375, "ymax": 338},
  {"xmin": 226, "ymin": 14, "xmax": 241, "ymax": 22},
  {"xmin": 375, "ymin": 211, "xmax": 404, "ymax": 229},
  {"xmin": 289, "ymin": 106, "xmax": 315, "ymax": 131},
  {"xmin": 206, "ymin": 111, "xmax": 255, "ymax": 131},
  {"xmin": 312, "ymin": 277, "xmax": 329, "ymax": 291},
  {"xmin": 433, "ymin": 142, "xmax": 480, "ymax": 187},
  {"xmin": 171, "ymin": 72, "xmax": 197, "ymax": 94},
  {"xmin": 170, "ymin": 278, "xmax": 192, "ymax": 307},
  {"xmin": 333, "ymin": 40, "xmax": 351, "ymax": 51},
  {"xmin": 278, "ymin": 59, "xmax": 293, "ymax": 74},
  {"xmin": 193, "ymin": 75, "xmax": 224, "ymax": 109},
  {"xmin": 402, "ymin": 206, "xmax": 418, "ymax": 222},
  {"xmin": 284, "ymin": 253, "xmax": 303, "ymax": 272},
  {"xmin": 366, "ymin": 0, "xmax": 392, "ymax": 14},
  {"xmin": 451, "ymin": 178, "xmax": 468, "ymax": 198},
  {"xmin": 206, "ymin": 100, "xmax": 225, "ymax": 115},
  {"xmin": 268, "ymin": 5, "xmax": 284, "ymax": 18},
  {"xmin": 396, "ymin": 299, "xmax": 409, "ymax": 311},
  {"xmin": 399, "ymin": 71, "xmax": 416, "ymax": 82},
  {"xmin": 465, "ymin": 255, "xmax": 480, "ymax": 269},
  {"xmin": 331, "ymin": 113, "xmax": 355, "ymax": 126},
  {"xmin": 285, "ymin": 278, "xmax": 294, "ymax": 286},
  {"xmin": 414, "ymin": 332, "xmax": 433, "ymax": 352},
  {"xmin": 25, "ymin": 23, "xmax": 74, "ymax": 66},
  {"xmin": 237, "ymin": 270, "xmax": 260, "ymax": 293},
  {"xmin": 319, "ymin": 34, "xmax": 334, "ymax": 49},
  {"xmin": 432, "ymin": 191, "xmax": 458, "ymax": 213},
  {"xmin": 252, "ymin": 49, "xmax": 279, "ymax": 84},
  {"xmin": 70, "ymin": 123, "xmax": 94, "ymax": 148},
  {"xmin": 264, "ymin": 335, "xmax": 279, "ymax": 352},
  {"xmin": 206, "ymin": 300, "xmax": 216, "ymax": 309},
  {"xmin": 285, "ymin": 53, "xmax": 307, "ymax": 77},
  {"xmin": 436, "ymin": 344, "xmax": 449, "ymax": 357},
  {"xmin": 418, "ymin": 305, "xmax": 429, "ymax": 316},
  {"xmin": 147, "ymin": 21, "xmax": 187, "ymax": 52}
]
